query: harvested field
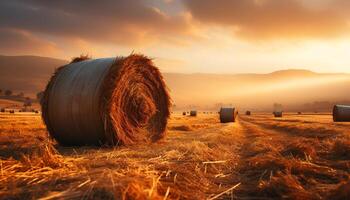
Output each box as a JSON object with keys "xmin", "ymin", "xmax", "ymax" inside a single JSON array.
[{"xmin": 0, "ymin": 112, "xmax": 349, "ymax": 199}]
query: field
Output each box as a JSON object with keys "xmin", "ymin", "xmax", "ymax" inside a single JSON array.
[{"xmin": 0, "ymin": 112, "xmax": 349, "ymax": 199}]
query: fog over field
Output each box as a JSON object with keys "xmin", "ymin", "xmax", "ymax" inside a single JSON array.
[{"xmin": 1, "ymin": 55, "xmax": 350, "ymax": 111}]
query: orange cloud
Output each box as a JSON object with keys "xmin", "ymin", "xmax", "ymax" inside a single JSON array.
[
  {"xmin": 0, "ymin": 0, "xmax": 194, "ymax": 46},
  {"xmin": 183, "ymin": 0, "xmax": 350, "ymax": 40}
]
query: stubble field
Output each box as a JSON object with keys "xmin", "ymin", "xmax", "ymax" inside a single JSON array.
[{"xmin": 0, "ymin": 112, "xmax": 349, "ymax": 199}]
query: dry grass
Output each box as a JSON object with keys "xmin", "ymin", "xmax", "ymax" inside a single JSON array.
[
  {"xmin": 0, "ymin": 113, "xmax": 241, "ymax": 199},
  {"xmin": 1, "ymin": 112, "xmax": 350, "ymax": 199}
]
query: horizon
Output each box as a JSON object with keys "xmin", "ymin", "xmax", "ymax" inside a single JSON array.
[
  {"xmin": 2, "ymin": 2, "xmax": 350, "ymax": 199},
  {"xmin": 1, "ymin": 54, "xmax": 349, "ymax": 75}
]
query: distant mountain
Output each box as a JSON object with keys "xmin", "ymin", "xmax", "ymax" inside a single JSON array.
[
  {"xmin": 0, "ymin": 55, "xmax": 68, "ymax": 96},
  {"xmin": 0, "ymin": 55, "xmax": 349, "ymax": 111}
]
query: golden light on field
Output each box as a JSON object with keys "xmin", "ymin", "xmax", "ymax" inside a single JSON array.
[
  {"xmin": 2, "ymin": 1, "xmax": 350, "ymax": 199},
  {"xmin": 1, "ymin": 112, "xmax": 350, "ymax": 199}
]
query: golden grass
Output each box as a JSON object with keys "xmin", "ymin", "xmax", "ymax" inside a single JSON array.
[{"xmin": 0, "ymin": 112, "xmax": 350, "ymax": 199}]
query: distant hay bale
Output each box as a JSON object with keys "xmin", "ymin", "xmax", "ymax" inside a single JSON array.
[
  {"xmin": 41, "ymin": 54, "xmax": 170, "ymax": 146},
  {"xmin": 273, "ymin": 111, "xmax": 283, "ymax": 117},
  {"xmin": 297, "ymin": 112, "xmax": 302, "ymax": 115},
  {"xmin": 219, "ymin": 107, "xmax": 238, "ymax": 123},
  {"xmin": 333, "ymin": 105, "xmax": 350, "ymax": 122},
  {"xmin": 182, "ymin": 111, "xmax": 186, "ymax": 116},
  {"xmin": 246, "ymin": 111, "xmax": 251, "ymax": 115},
  {"xmin": 190, "ymin": 110, "xmax": 197, "ymax": 117},
  {"xmin": 9, "ymin": 110, "xmax": 15, "ymax": 114},
  {"xmin": 0, "ymin": 108, "xmax": 4, "ymax": 112}
]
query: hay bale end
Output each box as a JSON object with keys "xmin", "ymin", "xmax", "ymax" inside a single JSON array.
[{"xmin": 41, "ymin": 54, "xmax": 170, "ymax": 146}]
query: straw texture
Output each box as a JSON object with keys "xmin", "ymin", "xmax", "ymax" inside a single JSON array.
[{"xmin": 41, "ymin": 54, "xmax": 170, "ymax": 146}]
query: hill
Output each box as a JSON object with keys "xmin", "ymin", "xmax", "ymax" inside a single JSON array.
[
  {"xmin": 163, "ymin": 70, "xmax": 350, "ymax": 111},
  {"xmin": 0, "ymin": 55, "xmax": 349, "ymax": 111},
  {"xmin": 0, "ymin": 55, "xmax": 68, "ymax": 97}
]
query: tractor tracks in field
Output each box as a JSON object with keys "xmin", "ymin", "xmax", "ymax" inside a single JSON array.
[{"xmin": 232, "ymin": 116, "xmax": 350, "ymax": 200}]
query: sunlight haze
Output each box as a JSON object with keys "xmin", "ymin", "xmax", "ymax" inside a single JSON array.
[{"xmin": 1, "ymin": 0, "xmax": 350, "ymax": 73}]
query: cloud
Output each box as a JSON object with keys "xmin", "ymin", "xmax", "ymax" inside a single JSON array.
[
  {"xmin": 0, "ymin": 28, "xmax": 59, "ymax": 56},
  {"xmin": 183, "ymin": 0, "xmax": 350, "ymax": 40},
  {"xmin": 0, "ymin": 0, "xmax": 193, "ymax": 46}
]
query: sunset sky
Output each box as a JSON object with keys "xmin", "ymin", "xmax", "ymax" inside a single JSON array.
[{"xmin": 1, "ymin": 0, "xmax": 350, "ymax": 73}]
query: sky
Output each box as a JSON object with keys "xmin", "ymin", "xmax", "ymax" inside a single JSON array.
[{"xmin": 1, "ymin": 0, "xmax": 350, "ymax": 74}]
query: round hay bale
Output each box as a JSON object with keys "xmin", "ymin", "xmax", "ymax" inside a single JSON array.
[
  {"xmin": 219, "ymin": 107, "xmax": 238, "ymax": 123},
  {"xmin": 9, "ymin": 110, "xmax": 15, "ymax": 114},
  {"xmin": 0, "ymin": 108, "xmax": 4, "ymax": 113},
  {"xmin": 246, "ymin": 111, "xmax": 251, "ymax": 115},
  {"xmin": 182, "ymin": 111, "xmax": 186, "ymax": 116},
  {"xmin": 190, "ymin": 110, "xmax": 197, "ymax": 117},
  {"xmin": 41, "ymin": 54, "xmax": 170, "ymax": 146},
  {"xmin": 273, "ymin": 111, "xmax": 283, "ymax": 117},
  {"xmin": 333, "ymin": 105, "xmax": 350, "ymax": 122}
]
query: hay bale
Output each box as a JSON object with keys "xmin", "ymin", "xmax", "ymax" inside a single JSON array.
[
  {"xmin": 333, "ymin": 105, "xmax": 350, "ymax": 122},
  {"xmin": 190, "ymin": 110, "xmax": 197, "ymax": 117},
  {"xmin": 9, "ymin": 110, "xmax": 15, "ymax": 114},
  {"xmin": 41, "ymin": 54, "xmax": 170, "ymax": 146},
  {"xmin": 182, "ymin": 112, "xmax": 186, "ymax": 116},
  {"xmin": 219, "ymin": 107, "xmax": 238, "ymax": 123},
  {"xmin": 273, "ymin": 111, "xmax": 283, "ymax": 117},
  {"xmin": 246, "ymin": 111, "xmax": 251, "ymax": 115},
  {"xmin": 0, "ymin": 108, "xmax": 4, "ymax": 113}
]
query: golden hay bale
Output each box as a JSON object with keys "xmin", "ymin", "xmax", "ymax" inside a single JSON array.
[
  {"xmin": 190, "ymin": 110, "xmax": 197, "ymax": 117},
  {"xmin": 219, "ymin": 107, "xmax": 238, "ymax": 123},
  {"xmin": 273, "ymin": 111, "xmax": 283, "ymax": 117},
  {"xmin": 182, "ymin": 111, "xmax": 186, "ymax": 116},
  {"xmin": 41, "ymin": 54, "xmax": 170, "ymax": 146},
  {"xmin": 246, "ymin": 111, "xmax": 251, "ymax": 115},
  {"xmin": 333, "ymin": 105, "xmax": 350, "ymax": 122}
]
